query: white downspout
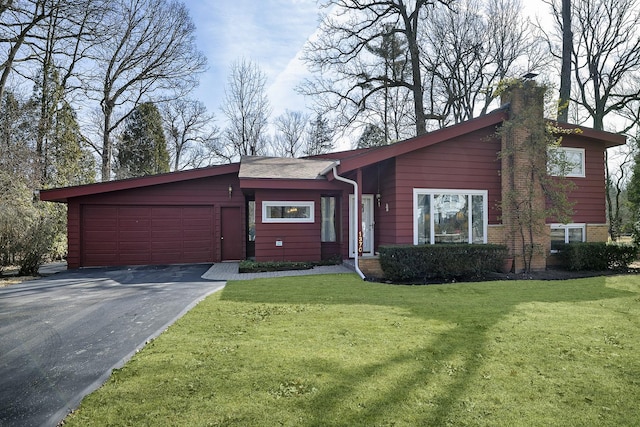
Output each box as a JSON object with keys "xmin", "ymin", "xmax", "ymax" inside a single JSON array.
[{"xmin": 331, "ymin": 165, "xmax": 365, "ymax": 279}]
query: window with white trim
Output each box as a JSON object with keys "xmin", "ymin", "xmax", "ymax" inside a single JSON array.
[
  {"xmin": 550, "ymin": 223, "xmax": 585, "ymax": 252},
  {"xmin": 414, "ymin": 189, "xmax": 488, "ymax": 245},
  {"xmin": 262, "ymin": 201, "xmax": 314, "ymax": 223},
  {"xmin": 548, "ymin": 147, "xmax": 585, "ymax": 177}
]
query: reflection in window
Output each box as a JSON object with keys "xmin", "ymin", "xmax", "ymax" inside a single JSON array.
[
  {"xmin": 414, "ymin": 190, "xmax": 487, "ymax": 245},
  {"xmin": 321, "ymin": 196, "xmax": 336, "ymax": 242},
  {"xmin": 550, "ymin": 224, "xmax": 585, "ymax": 252},
  {"xmin": 262, "ymin": 201, "xmax": 314, "ymax": 223},
  {"xmin": 417, "ymin": 194, "xmax": 430, "ymax": 244},
  {"xmin": 248, "ymin": 200, "xmax": 255, "ymax": 241},
  {"xmin": 433, "ymin": 194, "xmax": 468, "ymax": 243},
  {"xmin": 548, "ymin": 147, "xmax": 585, "ymax": 177}
]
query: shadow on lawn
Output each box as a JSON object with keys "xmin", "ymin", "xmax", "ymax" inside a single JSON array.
[{"xmin": 220, "ymin": 275, "xmax": 638, "ymax": 425}]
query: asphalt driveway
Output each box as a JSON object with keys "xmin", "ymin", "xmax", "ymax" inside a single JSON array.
[{"xmin": 0, "ymin": 264, "xmax": 225, "ymax": 427}]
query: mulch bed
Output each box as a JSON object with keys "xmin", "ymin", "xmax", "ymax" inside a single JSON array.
[{"xmin": 370, "ymin": 267, "xmax": 640, "ymax": 285}]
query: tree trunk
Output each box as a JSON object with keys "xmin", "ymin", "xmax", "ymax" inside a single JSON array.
[
  {"xmin": 558, "ymin": 0, "xmax": 572, "ymax": 123},
  {"xmin": 101, "ymin": 105, "xmax": 112, "ymax": 181}
]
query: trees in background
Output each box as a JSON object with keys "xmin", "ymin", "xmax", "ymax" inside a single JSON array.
[
  {"xmin": 544, "ymin": 0, "xmax": 640, "ymax": 240},
  {"xmin": 90, "ymin": 0, "xmax": 206, "ymax": 181},
  {"xmin": 273, "ymin": 110, "xmax": 308, "ymax": 158},
  {"xmin": 220, "ymin": 58, "xmax": 271, "ymax": 161},
  {"xmin": 304, "ymin": 114, "xmax": 334, "ymax": 156},
  {"xmin": 302, "ymin": 0, "xmax": 539, "ymax": 138},
  {"xmin": 115, "ymin": 102, "xmax": 169, "ymax": 179},
  {"xmin": 302, "ymin": 0, "xmax": 455, "ymax": 137},
  {"xmin": 424, "ymin": 0, "xmax": 544, "ymax": 126},
  {"xmin": 162, "ymin": 98, "xmax": 219, "ymax": 170}
]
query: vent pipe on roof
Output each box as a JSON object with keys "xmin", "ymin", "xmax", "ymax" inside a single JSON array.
[{"xmin": 331, "ymin": 163, "xmax": 365, "ymax": 280}]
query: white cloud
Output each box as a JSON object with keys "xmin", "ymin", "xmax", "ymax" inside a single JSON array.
[{"xmin": 185, "ymin": 0, "xmax": 320, "ymax": 114}]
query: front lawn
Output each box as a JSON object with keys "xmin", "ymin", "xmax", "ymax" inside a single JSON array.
[{"xmin": 64, "ymin": 274, "xmax": 640, "ymax": 426}]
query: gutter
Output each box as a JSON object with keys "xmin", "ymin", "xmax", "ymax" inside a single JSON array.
[{"xmin": 328, "ymin": 162, "xmax": 365, "ymax": 280}]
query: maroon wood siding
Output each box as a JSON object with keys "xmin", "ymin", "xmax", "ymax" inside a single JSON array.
[
  {"xmin": 254, "ymin": 190, "xmax": 322, "ymax": 262},
  {"xmin": 66, "ymin": 173, "xmax": 244, "ymax": 268},
  {"xmin": 391, "ymin": 128, "xmax": 502, "ymax": 245},
  {"xmin": 558, "ymin": 135, "xmax": 607, "ymax": 223}
]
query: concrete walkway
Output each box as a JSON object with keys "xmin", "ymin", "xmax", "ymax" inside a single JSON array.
[{"xmin": 201, "ymin": 262, "xmax": 355, "ymax": 281}]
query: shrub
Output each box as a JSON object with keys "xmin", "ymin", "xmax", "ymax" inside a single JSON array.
[
  {"xmin": 557, "ymin": 242, "xmax": 637, "ymax": 271},
  {"xmin": 239, "ymin": 261, "xmax": 314, "ymax": 273},
  {"xmin": 379, "ymin": 244, "xmax": 508, "ymax": 283}
]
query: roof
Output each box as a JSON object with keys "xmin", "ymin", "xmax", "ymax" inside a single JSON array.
[
  {"xmin": 40, "ymin": 109, "xmax": 626, "ymax": 202},
  {"xmin": 332, "ymin": 109, "xmax": 508, "ymax": 175},
  {"xmin": 239, "ymin": 156, "xmax": 335, "ymax": 180},
  {"xmin": 331, "ymin": 109, "xmax": 626, "ymax": 175},
  {"xmin": 40, "ymin": 162, "xmax": 240, "ymax": 202}
]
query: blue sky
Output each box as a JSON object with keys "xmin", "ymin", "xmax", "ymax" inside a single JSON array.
[{"xmin": 184, "ymin": 0, "xmax": 322, "ymax": 121}]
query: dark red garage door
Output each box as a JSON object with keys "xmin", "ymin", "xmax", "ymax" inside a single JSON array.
[{"xmin": 81, "ymin": 205, "xmax": 214, "ymax": 267}]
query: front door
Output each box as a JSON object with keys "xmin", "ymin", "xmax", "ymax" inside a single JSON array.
[
  {"xmin": 349, "ymin": 194, "xmax": 374, "ymax": 257},
  {"xmin": 221, "ymin": 206, "xmax": 243, "ymax": 260}
]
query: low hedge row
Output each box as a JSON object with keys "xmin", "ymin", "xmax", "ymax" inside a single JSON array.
[
  {"xmin": 238, "ymin": 257, "xmax": 341, "ymax": 273},
  {"xmin": 556, "ymin": 242, "xmax": 637, "ymax": 271},
  {"xmin": 379, "ymin": 244, "xmax": 508, "ymax": 282}
]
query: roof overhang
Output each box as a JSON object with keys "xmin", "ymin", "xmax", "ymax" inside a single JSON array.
[
  {"xmin": 334, "ymin": 109, "xmax": 508, "ymax": 175},
  {"xmin": 552, "ymin": 122, "xmax": 627, "ymax": 148},
  {"xmin": 40, "ymin": 163, "xmax": 240, "ymax": 202}
]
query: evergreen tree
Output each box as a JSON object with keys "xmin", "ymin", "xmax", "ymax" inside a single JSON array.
[
  {"xmin": 304, "ymin": 114, "xmax": 334, "ymax": 156},
  {"xmin": 115, "ymin": 102, "xmax": 170, "ymax": 179},
  {"xmin": 357, "ymin": 124, "xmax": 386, "ymax": 148},
  {"xmin": 49, "ymin": 102, "xmax": 96, "ymax": 187}
]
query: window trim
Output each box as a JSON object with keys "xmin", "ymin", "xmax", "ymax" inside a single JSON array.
[
  {"xmin": 548, "ymin": 147, "xmax": 585, "ymax": 178},
  {"xmin": 262, "ymin": 201, "xmax": 315, "ymax": 223},
  {"xmin": 550, "ymin": 223, "xmax": 586, "ymax": 252},
  {"xmin": 413, "ymin": 189, "xmax": 488, "ymax": 245}
]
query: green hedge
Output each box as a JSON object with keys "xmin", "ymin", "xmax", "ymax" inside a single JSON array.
[
  {"xmin": 556, "ymin": 242, "xmax": 637, "ymax": 271},
  {"xmin": 379, "ymin": 244, "xmax": 509, "ymax": 283},
  {"xmin": 238, "ymin": 257, "xmax": 341, "ymax": 273}
]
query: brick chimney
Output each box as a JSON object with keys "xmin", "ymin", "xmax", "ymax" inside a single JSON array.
[{"xmin": 500, "ymin": 80, "xmax": 549, "ymax": 272}]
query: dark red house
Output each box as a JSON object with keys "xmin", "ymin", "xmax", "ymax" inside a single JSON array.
[{"xmin": 41, "ymin": 82, "xmax": 625, "ymax": 275}]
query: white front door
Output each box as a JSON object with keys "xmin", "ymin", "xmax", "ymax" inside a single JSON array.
[{"xmin": 349, "ymin": 194, "xmax": 374, "ymax": 257}]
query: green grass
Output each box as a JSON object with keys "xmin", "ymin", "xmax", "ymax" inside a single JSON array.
[{"xmin": 64, "ymin": 274, "xmax": 640, "ymax": 426}]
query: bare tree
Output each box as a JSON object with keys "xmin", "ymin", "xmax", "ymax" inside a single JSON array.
[
  {"xmin": 220, "ymin": 58, "xmax": 271, "ymax": 160},
  {"xmin": 557, "ymin": 0, "xmax": 572, "ymax": 122},
  {"xmin": 301, "ymin": 0, "xmax": 454, "ymax": 137},
  {"xmin": 89, "ymin": 0, "xmax": 206, "ymax": 181},
  {"xmin": 424, "ymin": 0, "xmax": 543, "ymax": 125},
  {"xmin": 544, "ymin": 0, "xmax": 640, "ymax": 239},
  {"xmin": 272, "ymin": 110, "xmax": 308, "ymax": 157},
  {"xmin": 543, "ymin": 0, "xmax": 640, "ymax": 129},
  {"xmin": 0, "ymin": 0, "xmax": 50, "ymax": 101},
  {"xmin": 162, "ymin": 98, "xmax": 218, "ymax": 170}
]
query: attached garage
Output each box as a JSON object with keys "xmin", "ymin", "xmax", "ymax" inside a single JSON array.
[
  {"xmin": 40, "ymin": 164, "xmax": 244, "ymax": 269},
  {"xmin": 81, "ymin": 205, "xmax": 215, "ymax": 267}
]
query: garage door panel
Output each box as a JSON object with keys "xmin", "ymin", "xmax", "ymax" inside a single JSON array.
[
  {"xmin": 151, "ymin": 229, "xmax": 182, "ymax": 239},
  {"xmin": 119, "ymin": 206, "xmax": 151, "ymax": 216},
  {"xmin": 82, "ymin": 205, "xmax": 215, "ymax": 267},
  {"xmin": 118, "ymin": 231, "xmax": 151, "ymax": 242},
  {"xmin": 119, "ymin": 218, "xmax": 151, "ymax": 228},
  {"xmin": 151, "ymin": 218, "xmax": 182, "ymax": 228}
]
